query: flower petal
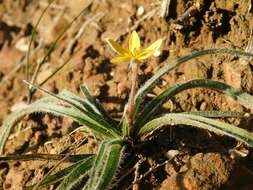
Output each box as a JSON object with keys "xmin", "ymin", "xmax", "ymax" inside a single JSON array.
[
  {"xmin": 107, "ymin": 39, "xmax": 129, "ymax": 55},
  {"xmin": 137, "ymin": 39, "xmax": 163, "ymax": 60},
  {"xmin": 144, "ymin": 38, "xmax": 163, "ymax": 52},
  {"xmin": 129, "ymin": 31, "xmax": 141, "ymax": 56},
  {"xmin": 111, "ymin": 56, "xmax": 131, "ymax": 63},
  {"xmin": 137, "ymin": 50, "xmax": 154, "ymax": 60}
]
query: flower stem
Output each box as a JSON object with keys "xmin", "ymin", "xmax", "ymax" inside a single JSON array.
[{"xmin": 128, "ymin": 59, "xmax": 139, "ymax": 136}]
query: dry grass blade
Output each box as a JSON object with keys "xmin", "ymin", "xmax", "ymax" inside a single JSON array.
[
  {"xmin": 26, "ymin": 0, "xmax": 55, "ymax": 83},
  {"xmin": 26, "ymin": 1, "xmax": 91, "ymax": 103}
]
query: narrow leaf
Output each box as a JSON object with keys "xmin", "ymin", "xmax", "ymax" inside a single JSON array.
[
  {"xmin": 120, "ymin": 105, "xmax": 130, "ymax": 137},
  {"xmin": 0, "ymin": 96, "xmax": 121, "ymax": 153},
  {"xmin": 136, "ymin": 79, "xmax": 253, "ymax": 127},
  {"xmin": 25, "ymin": 162, "xmax": 79, "ymax": 190},
  {"xmin": 0, "ymin": 153, "xmax": 93, "ymax": 163},
  {"xmin": 138, "ymin": 113, "xmax": 253, "ymax": 147},
  {"xmin": 135, "ymin": 49, "xmax": 253, "ymax": 114},
  {"xmin": 182, "ymin": 111, "xmax": 250, "ymax": 118},
  {"xmin": 86, "ymin": 140, "xmax": 125, "ymax": 190},
  {"xmin": 25, "ymin": 155, "xmax": 94, "ymax": 190},
  {"xmin": 56, "ymin": 156, "xmax": 94, "ymax": 190},
  {"xmin": 26, "ymin": 0, "xmax": 55, "ymax": 82},
  {"xmin": 80, "ymin": 85, "xmax": 116, "ymax": 126}
]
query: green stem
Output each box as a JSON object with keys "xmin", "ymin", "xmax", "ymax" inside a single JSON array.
[{"xmin": 128, "ymin": 59, "xmax": 139, "ymax": 136}]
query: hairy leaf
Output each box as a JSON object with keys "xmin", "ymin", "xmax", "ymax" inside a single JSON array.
[
  {"xmin": 182, "ymin": 111, "xmax": 250, "ymax": 118},
  {"xmin": 135, "ymin": 49, "xmax": 253, "ymax": 115},
  {"xmin": 25, "ymin": 155, "xmax": 94, "ymax": 190},
  {"xmin": 0, "ymin": 153, "xmax": 93, "ymax": 163},
  {"xmin": 136, "ymin": 79, "xmax": 253, "ymax": 127},
  {"xmin": 80, "ymin": 85, "xmax": 116, "ymax": 126},
  {"xmin": 0, "ymin": 95, "xmax": 121, "ymax": 153},
  {"xmin": 25, "ymin": 163, "xmax": 78, "ymax": 190},
  {"xmin": 138, "ymin": 113, "xmax": 253, "ymax": 146},
  {"xmin": 85, "ymin": 140, "xmax": 125, "ymax": 190},
  {"xmin": 56, "ymin": 156, "xmax": 94, "ymax": 190}
]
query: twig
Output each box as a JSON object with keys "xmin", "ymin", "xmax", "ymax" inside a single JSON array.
[
  {"xmin": 129, "ymin": 8, "xmax": 158, "ymax": 34},
  {"xmin": 134, "ymin": 160, "xmax": 169, "ymax": 184},
  {"xmin": 236, "ymin": 28, "xmax": 253, "ymax": 75},
  {"xmin": 64, "ymin": 12, "xmax": 105, "ymax": 55},
  {"xmin": 248, "ymin": 0, "xmax": 253, "ymax": 13},
  {"xmin": 114, "ymin": 7, "xmax": 158, "ymax": 42},
  {"xmin": 126, "ymin": 159, "xmax": 169, "ymax": 190},
  {"xmin": 0, "ymin": 41, "xmax": 43, "ymax": 86},
  {"xmin": 132, "ymin": 156, "xmax": 146, "ymax": 190},
  {"xmin": 39, "ymin": 1, "xmax": 65, "ymax": 10},
  {"xmin": 240, "ymin": 29, "xmax": 253, "ymax": 64},
  {"xmin": 174, "ymin": 1, "xmax": 203, "ymax": 27},
  {"xmin": 0, "ymin": 56, "xmax": 25, "ymax": 84}
]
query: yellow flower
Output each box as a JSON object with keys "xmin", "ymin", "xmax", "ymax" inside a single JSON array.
[{"xmin": 107, "ymin": 31, "xmax": 163, "ymax": 63}]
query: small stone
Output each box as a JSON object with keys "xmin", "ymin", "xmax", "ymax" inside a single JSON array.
[
  {"xmin": 137, "ymin": 6, "xmax": 145, "ymax": 16},
  {"xmin": 15, "ymin": 37, "xmax": 29, "ymax": 52},
  {"xmin": 229, "ymin": 147, "xmax": 249, "ymax": 159},
  {"xmin": 166, "ymin": 150, "xmax": 180, "ymax": 160}
]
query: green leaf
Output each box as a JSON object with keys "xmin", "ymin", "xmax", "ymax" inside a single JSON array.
[
  {"xmin": 182, "ymin": 111, "xmax": 249, "ymax": 118},
  {"xmin": 85, "ymin": 140, "xmax": 126, "ymax": 190},
  {"xmin": 120, "ymin": 105, "xmax": 130, "ymax": 137},
  {"xmin": 25, "ymin": 162, "xmax": 79, "ymax": 190},
  {"xmin": 0, "ymin": 95, "xmax": 121, "ymax": 153},
  {"xmin": 56, "ymin": 156, "xmax": 94, "ymax": 190},
  {"xmin": 25, "ymin": 154, "xmax": 94, "ymax": 190},
  {"xmin": 80, "ymin": 85, "xmax": 116, "ymax": 126},
  {"xmin": 138, "ymin": 113, "xmax": 253, "ymax": 147},
  {"xmin": 136, "ymin": 79, "xmax": 253, "ymax": 127},
  {"xmin": 31, "ymin": 87, "xmax": 119, "ymax": 137},
  {"xmin": 60, "ymin": 90, "xmax": 96, "ymax": 113},
  {"xmin": 122, "ymin": 117, "xmax": 130, "ymax": 137},
  {"xmin": 40, "ymin": 89, "xmax": 107, "ymax": 121},
  {"xmin": 0, "ymin": 153, "xmax": 93, "ymax": 163},
  {"xmin": 135, "ymin": 48, "xmax": 253, "ymax": 115}
]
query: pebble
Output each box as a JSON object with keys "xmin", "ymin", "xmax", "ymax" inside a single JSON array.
[
  {"xmin": 166, "ymin": 150, "xmax": 180, "ymax": 160},
  {"xmin": 137, "ymin": 6, "xmax": 145, "ymax": 16}
]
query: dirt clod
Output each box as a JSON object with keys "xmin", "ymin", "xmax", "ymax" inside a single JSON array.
[{"xmin": 160, "ymin": 153, "xmax": 234, "ymax": 190}]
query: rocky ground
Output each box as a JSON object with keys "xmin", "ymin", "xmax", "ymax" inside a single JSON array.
[{"xmin": 0, "ymin": 0, "xmax": 253, "ymax": 189}]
